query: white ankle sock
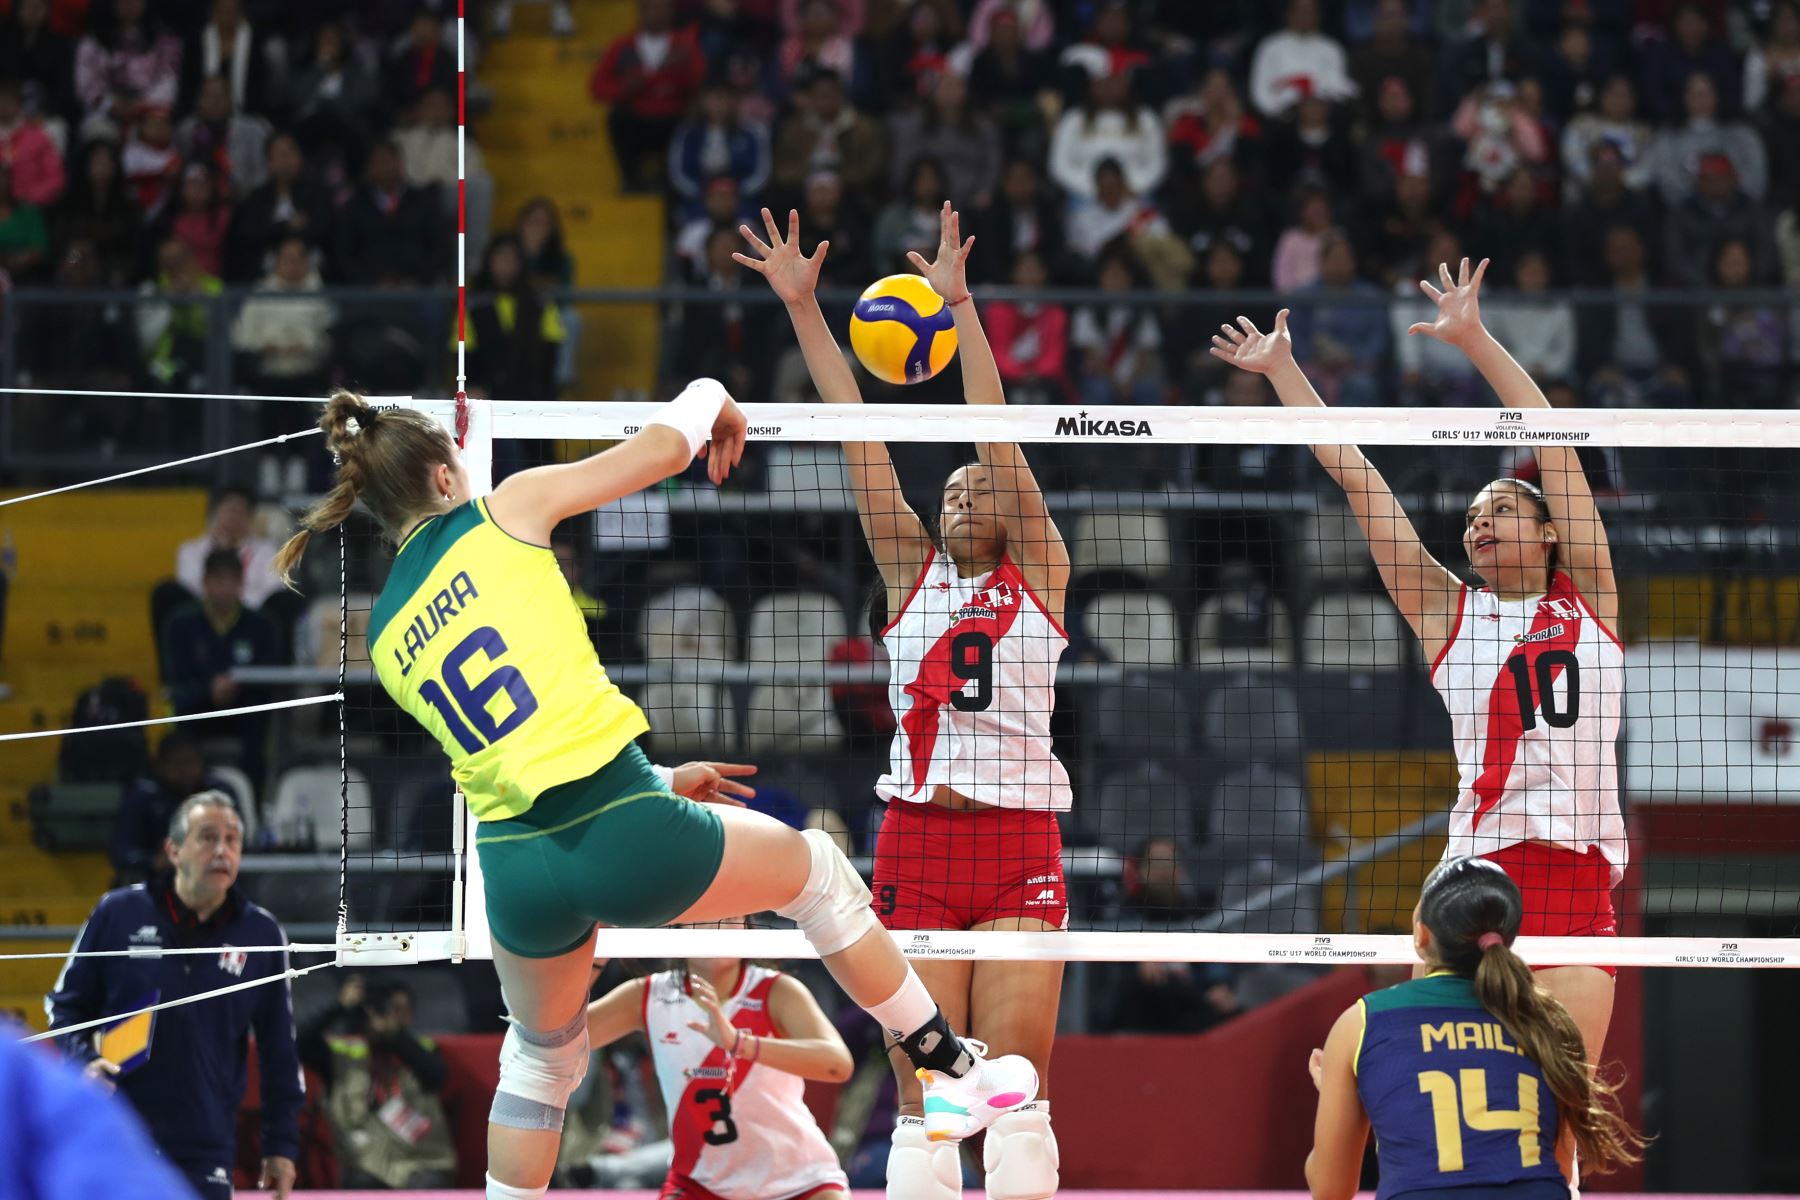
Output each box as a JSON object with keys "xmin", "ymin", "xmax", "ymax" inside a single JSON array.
[
  {"xmin": 866, "ymin": 966, "xmax": 939, "ymax": 1040},
  {"xmin": 486, "ymin": 1172, "xmax": 547, "ymax": 1199}
]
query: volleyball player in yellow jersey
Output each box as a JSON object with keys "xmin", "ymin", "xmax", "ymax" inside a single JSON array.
[{"xmin": 276, "ymin": 386, "xmax": 1040, "ymax": 1200}]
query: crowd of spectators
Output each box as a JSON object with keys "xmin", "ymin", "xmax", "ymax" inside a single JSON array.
[
  {"xmin": 588, "ymin": 0, "xmax": 1800, "ymax": 411},
  {"xmin": 1, "ymin": 0, "xmax": 478, "ymax": 418}
]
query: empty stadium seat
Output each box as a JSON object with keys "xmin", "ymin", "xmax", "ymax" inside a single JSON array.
[
  {"xmin": 1081, "ymin": 591, "xmax": 1182, "ymax": 667},
  {"xmin": 743, "ymin": 684, "xmax": 843, "ymax": 752},
  {"xmin": 1207, "ymin": 762, "xmax": 1313, "ymax": 849},
  {"xmin": 1069, "ymin": 510, "xmax": 1172, "ymax": 580},
  {"xmin": 1199, "ymin": 680, "xmax": 1305, "ymax": 762},
  {"xmin": 1086, "ymin": 678, "xmax": 1193, "ymax": 756},
  {"xmin": 299, "ymin": 593, "xmax": 375, "ymax": 668},
  {"xmin": 27, "ymin": 782, "xmax": 122, "ymax": 852},
  {"xmin": 638, "ymin": 586, "xmax": 737, "ymax": 664},
  {"xmin": 640, "ymin": 681, "xmax": 738, "ymax": 754},
  {"xmin": 1300, "ymin": 591, "xmax": 1412, "ymax": 669},
  {"xmin": 1291, "ymin": 507, "xmax": 1374, "ymax": 589},
  {"xmin": 744, "ymin": 593, "xmax": 847, "ymax": 664},
  {"xmin": 269, "ymin": 764, "xmax": 373, "ymax": 851},
  {"xmin": 1085, "ymin": 759, "xmax": 1197, "ymax": 852},
  {"xmin": 208, "ymin": 763, "xmax": 260, "ymax": 844},
  {"xmin": 1203, "ymin": 762, "xmax": 1321, "ymax": 933},
  {"xmin": 1191, "ymin": 591, "xmax": 1296, "ymax": 667}
]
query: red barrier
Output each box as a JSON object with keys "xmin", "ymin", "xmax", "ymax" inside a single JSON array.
[{"xmin": 251, "ymin": 964, "xmax": 1644, "ymax": 1190}]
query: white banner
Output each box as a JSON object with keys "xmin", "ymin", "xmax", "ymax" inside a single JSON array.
[{"xmin": 1626, "ymin": 643, "xmax": 1800, "ymax": 803}]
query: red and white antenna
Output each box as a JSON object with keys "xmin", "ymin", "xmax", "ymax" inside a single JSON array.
[{"xmin": 453, "ymin": 0, "xmax": 469, "ymax": 447}]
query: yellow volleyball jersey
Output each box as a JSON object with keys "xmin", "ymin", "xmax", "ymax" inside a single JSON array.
[{"xmin": 369, "ymin": 498, "xmax": 649, "ymax": 820}]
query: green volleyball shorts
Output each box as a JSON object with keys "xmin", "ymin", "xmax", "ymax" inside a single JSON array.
[{"xmin": 473, "ymin": 743, "xmax": 726, "ymax": 958}]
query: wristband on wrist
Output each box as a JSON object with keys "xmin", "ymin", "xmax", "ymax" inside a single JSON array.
[
  {"xmin": 650, "ymin": 763, "xmax": 676, "ymax": 791},
  {"xmin": 646, "ymin": 377, "xmax": 728, "ymax": 459},
  {"xmin": 948, "ymin": 292, "xmax": 973, "ymax": 307}
]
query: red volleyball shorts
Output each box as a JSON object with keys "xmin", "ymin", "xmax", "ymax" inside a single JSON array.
[
  {"xmin": 661, "ymin": 1176, "xmax": 842, "ymax": 1200},
  {"xmin": 1480, "ymin": 841, "xmax": 1617, "ymax": 977},
  {"xmin": 872, "ymin": 801, "xmax": 1069, "ymax": 931}
]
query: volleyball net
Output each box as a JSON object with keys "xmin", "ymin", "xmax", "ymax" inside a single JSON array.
[{"xmin": 327, "ymin": 398, "xmax": 1800, "ymax": 969}]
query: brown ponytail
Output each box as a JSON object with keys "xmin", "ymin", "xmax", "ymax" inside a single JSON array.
[
  {"xmin": 1472, "ymin": 939, "xmax": 1646, "ymax": 1174},
  {"xmin": 1420, "ymin": 857, "xmax": 1648, "ymax": 1177},
  {"xmin": 274, "ymin": 390, "xmax": 457, "ymax": 587}
]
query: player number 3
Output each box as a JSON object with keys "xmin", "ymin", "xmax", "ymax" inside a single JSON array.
[{"xmin": 419, "ymin": 626, "xmax": 541, "ymax": 754}]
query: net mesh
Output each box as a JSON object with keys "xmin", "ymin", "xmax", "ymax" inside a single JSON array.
[{"xmin": 340, "ymin": 401, "xmax": 1800, "ymax": 963}]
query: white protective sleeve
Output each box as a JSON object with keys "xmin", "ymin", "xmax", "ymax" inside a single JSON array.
[{"xmin": 645, "ymin": 377, "xmax": 729, "ymax": 459}]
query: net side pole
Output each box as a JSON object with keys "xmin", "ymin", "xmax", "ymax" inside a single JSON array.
[{"xmin": 456, "ymin": 395, "xmax": 494, "ymax": 961}]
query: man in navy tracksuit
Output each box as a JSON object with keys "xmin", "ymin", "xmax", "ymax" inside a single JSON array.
[{"xmin": 47, "ymin": 792, "xmax": 303, "ymax": 1199}]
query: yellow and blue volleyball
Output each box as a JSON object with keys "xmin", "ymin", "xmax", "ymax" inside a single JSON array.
[{"xmin": 848, "ymin": 274, "xmax": 959, "ymax": 386}]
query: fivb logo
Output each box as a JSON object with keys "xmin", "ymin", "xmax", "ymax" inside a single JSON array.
[{"xmin": 1054, "ymin": 411, "xmax": 1153, "ymax": 438}]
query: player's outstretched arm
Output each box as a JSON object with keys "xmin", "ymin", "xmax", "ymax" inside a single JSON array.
[
  {"xmin": 738, "ymin": 207, "xmax": 931, "ymax": 595},
  {"xmin": 586, "ymin": 976, "xmax": 651, "ymax": 1048},
  {"xmin": 487, "ymin": 378, "xmax": 748, "ymax": 544},
  {"xmin": 1409, "ymin": 257, "xmax": 1615, "ymax": 620},
  {"xmin": 1212, "ymin": 313, "xmax": 1460, "ymax": 646},
  {"xmin": 910, "ymin": 201, "xmax": 1068, "ymax": 608},
  {"xmin": 1305, "ymin": 1003, "xmax": 1371, "ymax": 1200},
  {"xmin": 681, "ymin": 973, "xmax": 853, "ymax": 1083}
]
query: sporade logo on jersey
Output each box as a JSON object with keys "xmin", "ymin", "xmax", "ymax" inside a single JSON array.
[
  {"xmin": 1054, "ymin": 410, "xmax": 1153, "ymax": 437},
  {"xmin": 1514, "ymin": 622, "xmax": 1565, "ymax": 645}
]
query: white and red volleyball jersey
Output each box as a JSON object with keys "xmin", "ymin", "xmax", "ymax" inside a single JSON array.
[
  {"xmin": 642, "ymin": 967, "xmax": 847, "ymax": 1200},
  {"xmin": 1431, "ymin": 572, "xmax": 1628, "ymax": 884},
  {"xmin": 874, "ymin": 552, "xmax": 1072, "ymax": 811}
]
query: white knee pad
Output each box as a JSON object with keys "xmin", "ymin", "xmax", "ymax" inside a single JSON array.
[
  {"xmin": 984, "ymin": 1102, "xmax": 1059, "ymax": 1200},
  {"xmin": 490, "ymin": 1008, "xmax": 589, "ymax": 1132},
  {"xmin": 775, "ymin": 826, "xmax": 878, "ymax": 956},
  {"xmin": 888, "ymin": 1116, "xmax": 961, "ymax": 1200},
  {"xmin": 485, "ymin": 1172, "xmax": 548, "ymax": 1199}
]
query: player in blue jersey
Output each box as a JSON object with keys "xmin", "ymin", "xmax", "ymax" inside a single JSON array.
[{"xmin": 1305, "ymin": 858, "xmax": 1643, "ymax": 1200}]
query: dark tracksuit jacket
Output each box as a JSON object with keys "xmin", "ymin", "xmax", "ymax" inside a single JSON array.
[{"xmin": 45, "ymin": 875, "xmax": 303, "ymax": 1177}]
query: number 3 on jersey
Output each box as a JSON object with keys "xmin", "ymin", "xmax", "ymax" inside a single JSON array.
[
  {"xmin": 418, "ymin": 626, "xmax": 540, "ymax": 753},
  {"xmin": 1418, "ymin": 1068, "xmax": 1542, "ymax": 1173}
]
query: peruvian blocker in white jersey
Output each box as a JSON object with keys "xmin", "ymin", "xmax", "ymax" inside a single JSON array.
[
  {"xmin": 739, "ymin": 204, "xmax": 1065, "ymax": 1200},
  {"xmin": 585, "ymin": 934, "xmax": 852, "ymax": 1200},
  {"xmin": 1211, "ymin": 258, "xmax": 1624, "ymax": 1076}
]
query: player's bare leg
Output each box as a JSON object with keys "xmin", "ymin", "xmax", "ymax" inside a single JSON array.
[
  {"xmin": 969, "ymin": 921, "xmax": 1063, "ymax": 1200},
  {"xmin": 887, "ymin": 958, "xmax": 974, "ymax": 1200},
  {"xmin": 488, "ymin": 929, "xmax": 601, "ymax": 1196},
  {"xmin": 1535, "ymin": 965, "xmax": 1615, "ymax": 1065},
  {"xmin": 676, "ymin": 804, "xmax": 1036, "ymax": 1129}
]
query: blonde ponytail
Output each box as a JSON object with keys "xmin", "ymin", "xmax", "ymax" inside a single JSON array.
[{"xmin": 274, "ymin": 390, "xmax": 456, "ymax": 588}]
